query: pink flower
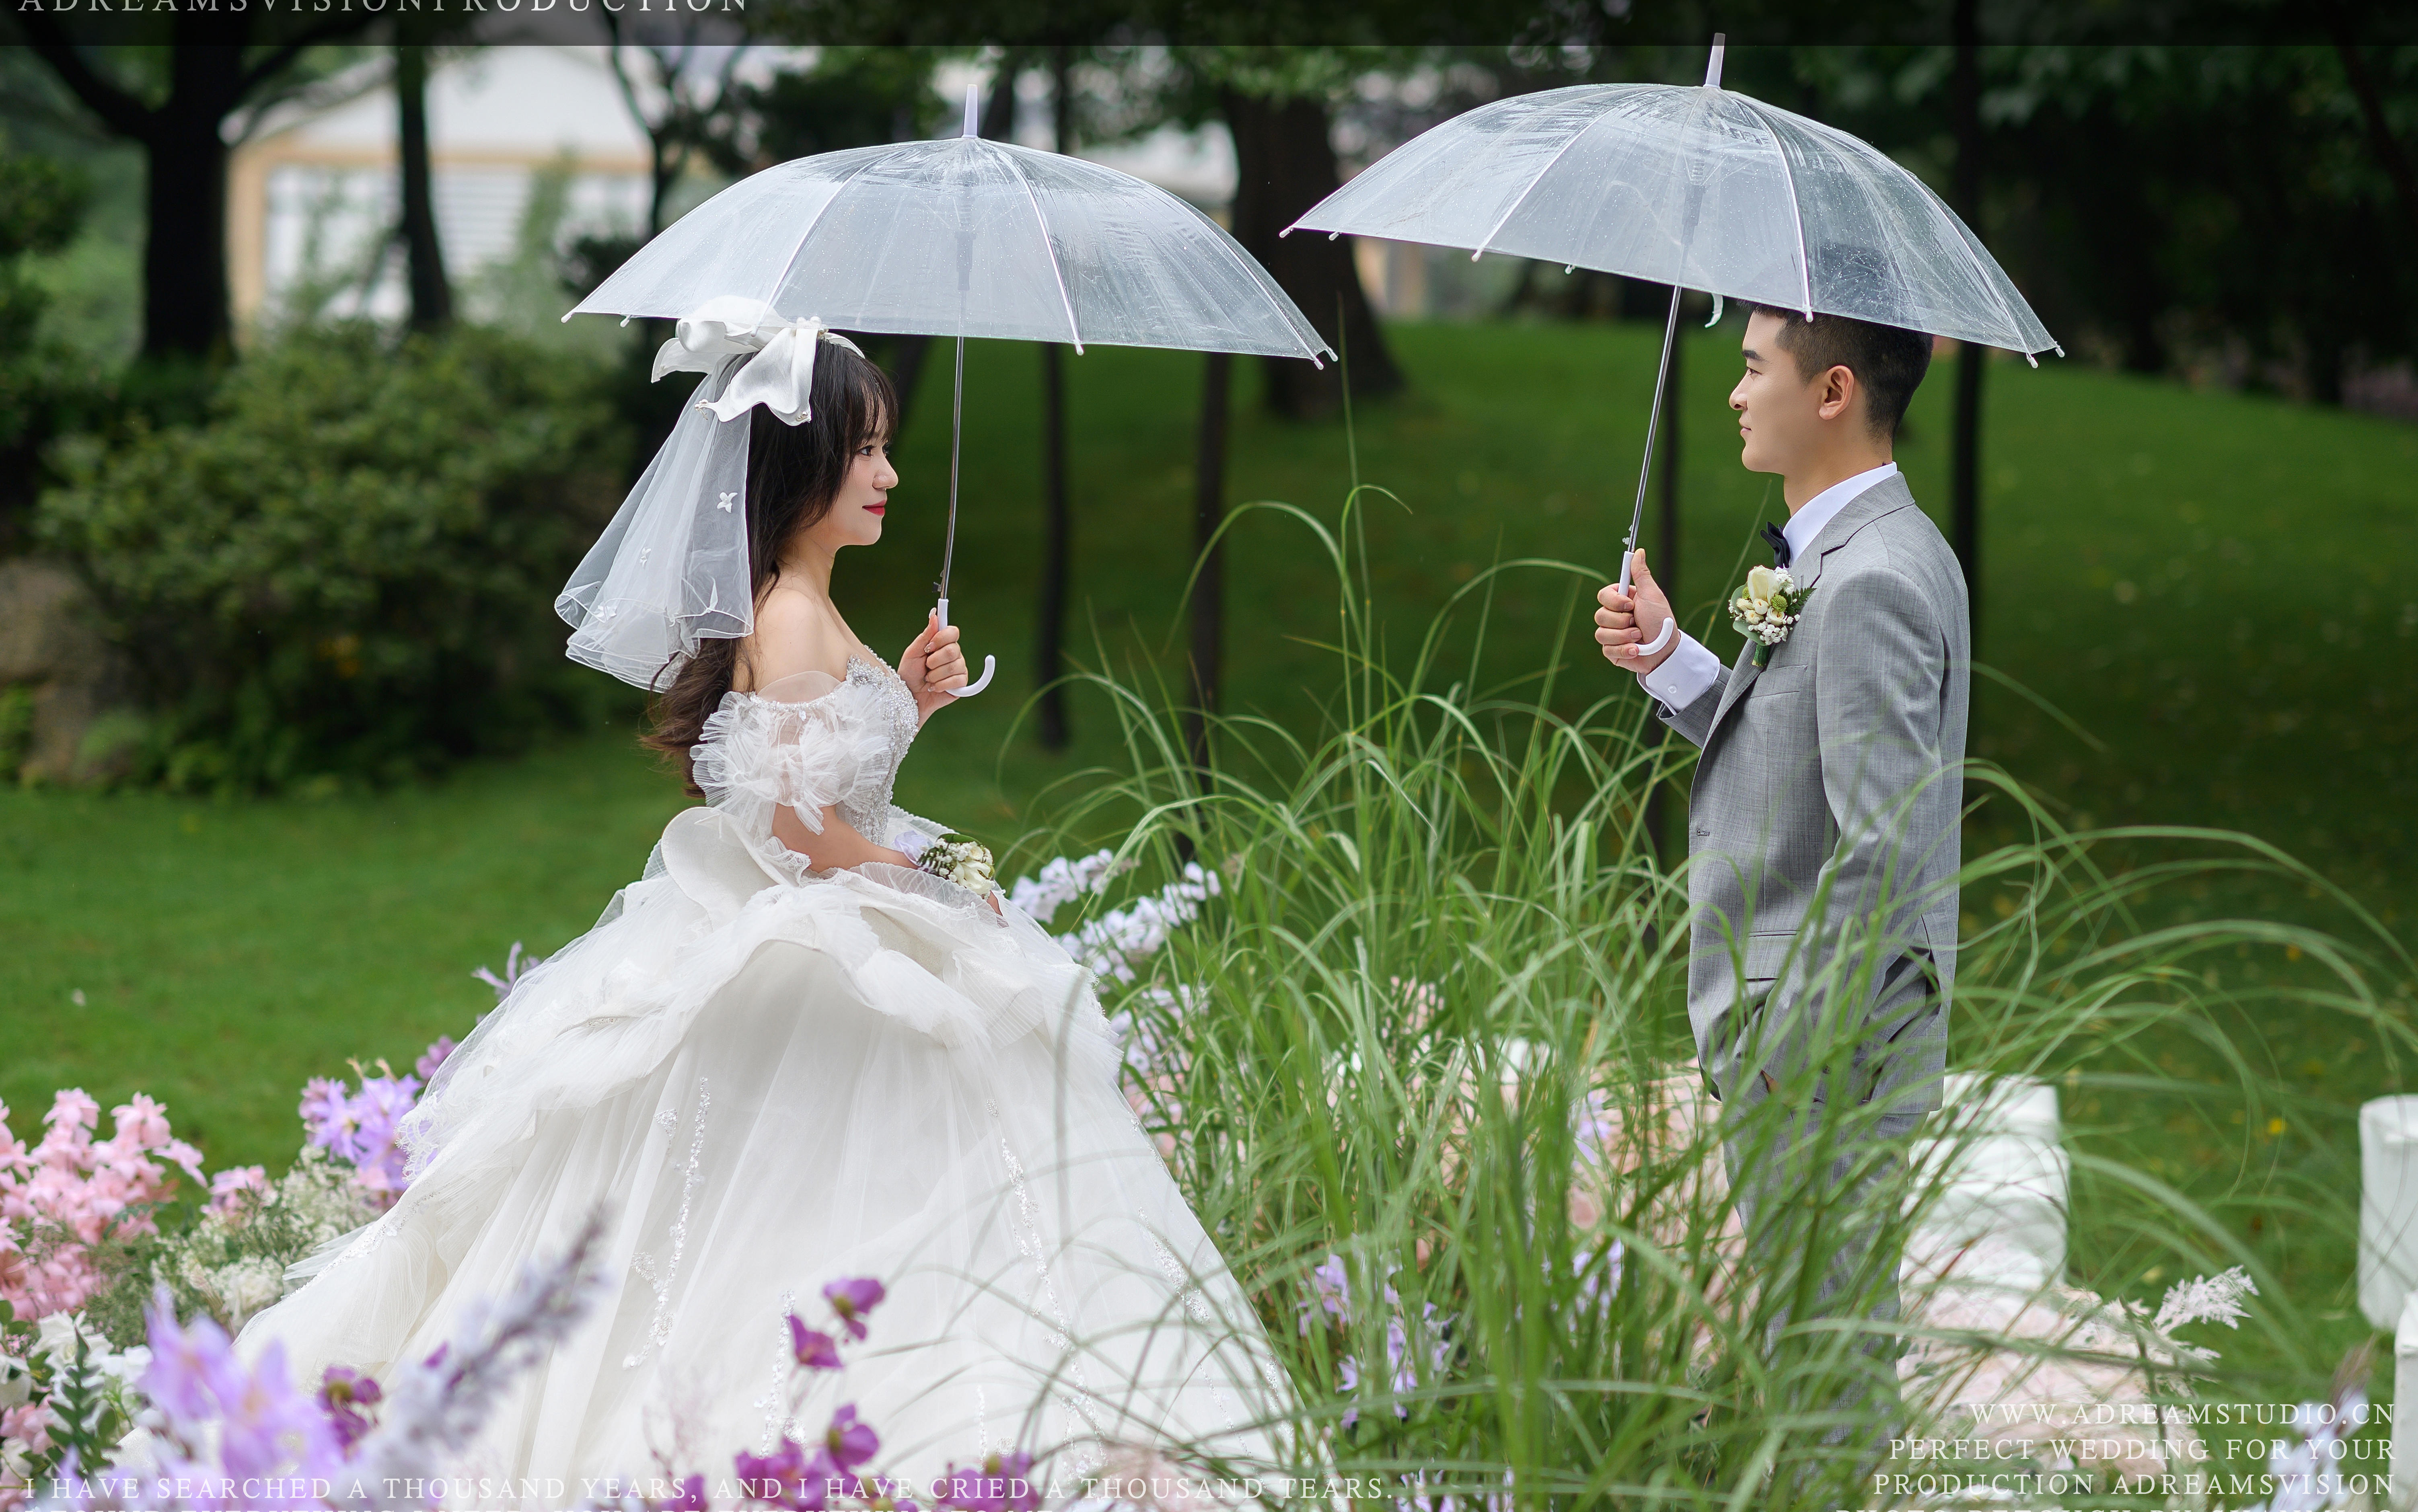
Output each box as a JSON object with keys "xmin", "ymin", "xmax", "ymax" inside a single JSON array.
[
  {"xmin": 822, "ymin": 1278, "xmax": 884, "ymax": 1341},
  {"xmin": 206, "ymin": 1166, "xmax": 271, "ymax": 1218},
  {"xmin": 1, "ymin": 1093, "xmax": 201, "ymax": 1317},
  {"xmin": 787, "ymin": 1315, "xmax": 841, "ymax": 1370}
]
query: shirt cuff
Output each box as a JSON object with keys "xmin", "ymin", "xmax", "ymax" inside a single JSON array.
[{"xmin": 1639, "ymin": 631, "xmax": 1723, "ymax": 712}]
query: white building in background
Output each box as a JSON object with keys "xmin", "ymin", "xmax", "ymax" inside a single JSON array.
[
  {"xmin": 227, "ymin": 48, "xmax": 654, "ymax": 333},
  {"xmin": 224, "ymin": 46, "xmax": 1417, "ymax": 334}
]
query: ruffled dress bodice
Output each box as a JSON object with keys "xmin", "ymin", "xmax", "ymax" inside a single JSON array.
[{"xmin": 689, "ymin": 653, "xmax": 940, "ymax": 876}]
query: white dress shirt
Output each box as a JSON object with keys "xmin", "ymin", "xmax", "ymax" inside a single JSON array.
[{"xmin": 1635, "ymin": 462, "xmax": 1902, "ymax": 712}]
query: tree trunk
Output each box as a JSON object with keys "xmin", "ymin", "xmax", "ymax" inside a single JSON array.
[
  {"xmin": 1184, "ymin": 350, "xmax": 1232, "ymax": 782},
  {"xmin": 142, "ymin": 104, "xmax": 233, "ymax": 360},
  {"xmin": 1221, "ymin": 89, "xmax": 1402, "ymax": 419},
  {"xmin": 141, "ymin": 44, "xmax": 249, "ymax": 361},
  {"xmin": 396, "ymin": 46, "xmax": 452, "ymax": 333},
  {"xmin": 1950, "ymin": 0, "xmax": 1985, "ymax": 640},
  {"xmin": 1034, "ymin": 48, "xmax": 1074, "ymax": 751},
  {"xmin": 24, "ymin": 16, "xmax": 374, "ymax": 362}
]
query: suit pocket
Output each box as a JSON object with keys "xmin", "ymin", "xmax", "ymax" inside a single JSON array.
[
  {"xmin": 1751, "ymin": 663, "xmax": 1809, "ymax": 695},
  {"xmin": 1741, "ymin": 930, "xmax": 1799, "ymax": 985}
]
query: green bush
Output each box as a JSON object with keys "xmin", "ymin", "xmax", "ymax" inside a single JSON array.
[{"xmin": 37, "ymin": 321, "xmax": 632, "ymax": 791}]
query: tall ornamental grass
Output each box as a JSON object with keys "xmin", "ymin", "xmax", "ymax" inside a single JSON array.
[{"xmin": 1015, "ymin": 483, "xmax": 2414, "ymax": 1507}]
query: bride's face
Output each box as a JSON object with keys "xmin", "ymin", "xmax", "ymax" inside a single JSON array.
[{"xmin": 806, "ymin": 425, "xmax": 899, "ymax": 552}]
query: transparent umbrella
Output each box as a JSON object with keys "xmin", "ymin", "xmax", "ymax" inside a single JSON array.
[
  {"xmin": 1288, "ymin": 39, "xmax": 2058, "ymax": 653},
  {"xmin": 570, "ymin": 89, "xmax": 1332, "ymax": 695}
]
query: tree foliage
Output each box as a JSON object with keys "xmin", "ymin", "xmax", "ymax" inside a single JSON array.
[{"xmin": 35, "ymin": 324, "xmax": 631, "ymax": 792}]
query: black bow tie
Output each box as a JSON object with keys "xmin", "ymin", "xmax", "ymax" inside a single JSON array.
[{"xmin": 1759, "ymin": 521, "xmax": 1793, "ymax": 569}]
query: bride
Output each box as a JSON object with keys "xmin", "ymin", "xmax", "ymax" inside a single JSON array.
[{"xmin": 236, "ymin": 316, "xmax": 1289, "ymax": 1492}]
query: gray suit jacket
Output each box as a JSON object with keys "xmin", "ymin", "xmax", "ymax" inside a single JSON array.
[{"xmin": 1657, "ymin": 473, "xmax": 1968, "ymax": 1113}]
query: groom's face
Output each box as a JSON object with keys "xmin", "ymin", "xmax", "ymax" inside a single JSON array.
[{"xmin": 1730, "ymin": 310, "xmax": 1832, "ymax": 478}]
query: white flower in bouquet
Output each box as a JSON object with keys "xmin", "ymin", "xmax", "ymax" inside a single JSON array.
[
  {"xmin": 1729, "ymin": 565, "xmax": 1809, "ymax": 664},
  {"xmin": 918, "ymin": 834, "xmax": 998, "ymax": 896}
]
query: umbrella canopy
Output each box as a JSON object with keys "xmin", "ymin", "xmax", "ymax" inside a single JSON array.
[
  {"xmin": 1289, "ymin": 73, "xmax": 2057, "ymax": 357},
  {"xmin": 565, "ymin": 99, "xmax": 1330, "ymax": 700},
  {"xmin": 570, "ymin": 135, "xmax": 1331, "ymax": 362}
]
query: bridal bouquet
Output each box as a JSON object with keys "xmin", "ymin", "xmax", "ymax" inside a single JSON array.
[
  {"xmin": 917, "ymin": 834, "xmax": 998, "ymax": 896},
  {"xmin": 1729, "ymin": 565, "xmax": 1810, "ymax": 667}
]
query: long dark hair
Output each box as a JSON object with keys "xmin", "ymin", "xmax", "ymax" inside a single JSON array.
[{"xmin": 643, "ymin": 344, "xmax": 897, "ymax": 793}]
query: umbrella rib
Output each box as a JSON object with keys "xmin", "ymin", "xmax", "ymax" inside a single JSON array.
[
  {"xmin": 998, "ymin": 145, "xmax": 1084, "ymax": 353},
  {"xmin": 764, "ymin": 154, "xmax": 886, "ymax": 318},
  {"xmin": 1471, "ymin": 94, "xmax": 1618, "ymax": 262},
  {"xmin": 1192, "ymin": 203, "xmax": 1329, "ymax": 362},
  {"xmin": 1731, "ymin": 96, "xmax": 1815, "ymax": 319}
]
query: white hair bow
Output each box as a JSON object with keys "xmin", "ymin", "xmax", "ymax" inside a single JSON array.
[{"xmin": 649, "ymin": 296, "xmax": 868, "ymax": 426}]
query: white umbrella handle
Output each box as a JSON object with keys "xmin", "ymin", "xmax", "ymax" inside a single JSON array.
[
  {"xmin": 1616, "ymin": 447, "xmax": 1678, "ymax": 661},
  {"xmin": 935, "ymin": 597, "xmax": 996, "ymax": 698}
]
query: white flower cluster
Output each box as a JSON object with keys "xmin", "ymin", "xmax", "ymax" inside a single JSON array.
[
  {"xmin": 1059, "ymin": 862, "xmax": 1225, "ymax": 983},
  {"xmin": 2151, "ymin": 1264, "xmax": 2257, "ymax": 1337},
  {"xmin": 918, "ymin": 835, "xmax": 998, "ymax": 896},
  {"xmin": 1730, "ymin": 563, "xmax": 1803, "ymax": 648},
  {"xmin": 1005, "ymin": 848, "xmax": 1132, "ymax": 927},
  {"xmin": 148, "ymin": 1144, "xmax": 381, "ymax": 1332}
]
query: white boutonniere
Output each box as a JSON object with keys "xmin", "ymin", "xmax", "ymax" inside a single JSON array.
[
  {"xmin": 917, "ymin": 832, "xmax": 998, "ymax": 895},
  {"xmin": 1730, "ymin": 565, "xmax": 1811, "ymax": 668}
]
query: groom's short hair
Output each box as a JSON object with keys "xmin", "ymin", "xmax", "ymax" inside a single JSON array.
[{"xmin": 1745, "ymin": 305, "xmax": 1934, "ymax": 441}]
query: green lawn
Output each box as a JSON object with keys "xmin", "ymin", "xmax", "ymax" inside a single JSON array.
[{"xmin": 5, "ymin": 317, "xmax": 2414, "ymax": 1196}]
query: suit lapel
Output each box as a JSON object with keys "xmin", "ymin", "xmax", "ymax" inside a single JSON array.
[{"xmin": 1700, "ymin": 475, "xmax": 1920, "ymax": 748}]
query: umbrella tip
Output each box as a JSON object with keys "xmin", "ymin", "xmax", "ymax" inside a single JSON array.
[
  {"xmin": 964, "ymin": 81, "xmax": 980, "ymax": 138},
  {"xmin": 1705, "ymin": 35, "xmax": 1726, "ymax": 90}
]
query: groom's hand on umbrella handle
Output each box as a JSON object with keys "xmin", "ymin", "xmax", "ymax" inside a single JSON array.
[{"xmin": 1596, "ymin": 551, "xmax": 1677, "ymax": 674}]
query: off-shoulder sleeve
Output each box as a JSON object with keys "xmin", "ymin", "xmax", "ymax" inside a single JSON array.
[{"xmin": 689, "ymin": 672, "xmax": 890, "ymax": 836}]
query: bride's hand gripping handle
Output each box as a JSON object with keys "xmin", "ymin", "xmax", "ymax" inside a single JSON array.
[{"xmin": 902, "ymin": 609, "xmax": 992, "ymax": 721}]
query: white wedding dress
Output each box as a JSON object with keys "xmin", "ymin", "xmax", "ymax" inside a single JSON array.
[{"xmin": 237, "ymin": 655, "xmax": 1289, "ymax": 1489}]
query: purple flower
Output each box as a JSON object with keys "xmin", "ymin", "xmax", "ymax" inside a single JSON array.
[
  {"xmin": 735, "ymin": 1438, "xmax": 839, "ymax": 1511},
  {"xmin": 298, "ymin": 1077, "xmax": 353, "ymax": 1148},
  {"xmin": 141, "ymin": 1284, "xmax": 232, "ymax": 1425},
  {"xmin": 472, "ymin": 942, "xmax": 544, "ymax": 1002},
  {"xmin": 298, "ymin": 1066, "xmax": 425, "ymax": 1205},
  {"xmin": 933, "ymin": 1450, "xmax": 1038, "ymax": 1512},
  {"xmin": 787, "ymin": 1314, "xmax": 842, "ymax": 1370},
  {"xmin": 851, "ymin": 1475, "xmax": 917, "ymax": 1512},
  {"xmin": 414, "ymin": 1035, "xmax": 458, "ymax": 1081},
  {"xmin": 1301, "ymin": 1252, "xmax": 1352, "ymax": 1333},
  {"xmin": 664, "ymin": 1473, "xmax": 709, "ymax": 1511},
  {"xmin": 142, "ymin": 1286, "xmax": 345, "ymax": 1482},
  {"xmin": 820, "ymin": 1403, "xmax": 877, "ymax": 1471},
  {"xmin": 318, "ymin": 1364, "xmax": 383, "ymax": 1452},
  {"xmin": 822, "ymin": 1277, "xmax": 884, "ymax": 1340}
]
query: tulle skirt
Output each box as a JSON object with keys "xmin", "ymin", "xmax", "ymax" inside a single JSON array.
[{"xmin": 235, "ymin": 807, "xmax": 1289, "ymax": 1492}]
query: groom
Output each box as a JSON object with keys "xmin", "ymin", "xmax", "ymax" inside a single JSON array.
[{"xmin": 1596, "ymin": 304, "xmax": 1968, "ymax": 1412}]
